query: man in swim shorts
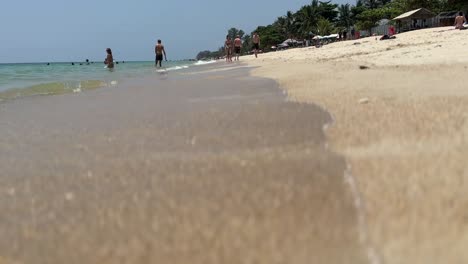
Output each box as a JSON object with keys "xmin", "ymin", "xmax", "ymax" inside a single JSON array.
[
  {"xmin": 155, "ymin": 39, "xmax": 167, "ymax": 67},
  {"xmin": 252, "ymin": 32, "xmax": 260, "ymax": 58},
  {"xmin": 234, "ymin": 35, "xmax": 242, "ymax": 61}
]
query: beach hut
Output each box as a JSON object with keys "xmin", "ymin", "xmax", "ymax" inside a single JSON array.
[
  {"xmin": 438, "ymin": 11, "xmax": 458, "ymax": 26},
  {"xmin": 393, "ymin": 8, "xmax": 436, "ymax": 31},
  {"xmin": 370, "ymin": 19, "xmax": 393, "ymax": 35}
]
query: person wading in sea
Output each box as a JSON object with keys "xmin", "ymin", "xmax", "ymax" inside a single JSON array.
[
  {"xmin": 155, "ymin": 39, "xmax": 167, "ymax": 67},
  {"xmin": 104, "ymin": 48, "xmax": 114, "ymax": 69}
]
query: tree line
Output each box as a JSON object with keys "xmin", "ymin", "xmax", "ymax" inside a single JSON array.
[{"xmin": 197, "ymin": 0, "xmax": 467, "ymax": 60}]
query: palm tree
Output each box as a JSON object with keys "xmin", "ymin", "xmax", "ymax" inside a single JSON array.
[
  {"xmin": 362, "ymin": 0, "xmax": 381, "ymax": 9},
  {"xmin": 337, "ymin": 4, "xmax": 352, "ymax": 29},
  {"xmin": 316, "ymin": 0, "xmax": 339, "ymax": 21},
  {"xmin": 296, "ymin": 4, "xmax": 320, "ymax": 37},
  {"xmin": 273, "ymin": 16, "xmax": 289, "ymax": 39},
  {"xmin": 317, "ymin": 18, "xmax": 334, "ymax": 36},
  {"xmin": 285, "ymin": 11, "xmax": 297, "ymax": 38}
]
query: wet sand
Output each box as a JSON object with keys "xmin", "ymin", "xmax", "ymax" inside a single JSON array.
[
  {"xmin": 244, "ymin": 27, "xmax": 468, "ymax": 263},
  {"xmin": 0, "ymin": 65, "xmax": 368, "ymax": 264}
]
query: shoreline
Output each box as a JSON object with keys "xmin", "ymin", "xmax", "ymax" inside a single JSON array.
[{"xmin": 245, "ymin": 26, "xmax": 468, "ymax": 263}]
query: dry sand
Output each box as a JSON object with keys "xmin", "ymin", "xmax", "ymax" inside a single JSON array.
[{"xmin": 245, "ymin": 27, "xmax": 468, "ymax": 263}]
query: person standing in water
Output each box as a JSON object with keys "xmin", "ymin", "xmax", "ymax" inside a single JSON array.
[
  {"xmin": 224, "ymin": 35, "xmax": 233, "ymax": 62},
  {"xmin": 104, "ymin": 48, "xmax": 114, "ymax": 69},
  {"xmin": 252, "ymin": 32, "xmax": 260, "ymax": 58},
  {"xmin": 155, "ymin": 39, "xmax": 167, "ymax": 67},
  {"xmin": 233, "ymin": 35, "xmax": 242, "ymax": 61}
]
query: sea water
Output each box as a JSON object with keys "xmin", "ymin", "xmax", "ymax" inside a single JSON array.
[{"xmin": 0, "ymin": 60, "xmax": 217, "ymax": 100}]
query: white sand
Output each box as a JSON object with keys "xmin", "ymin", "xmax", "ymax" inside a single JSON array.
[{"xmin": 245, "ymin": 26, "xmax": 468, "ymax": 264}]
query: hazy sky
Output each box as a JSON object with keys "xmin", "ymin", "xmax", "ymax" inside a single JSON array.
[{"xmin": 0, "ymin": 0, "xmax": 354, "ymax": 63}]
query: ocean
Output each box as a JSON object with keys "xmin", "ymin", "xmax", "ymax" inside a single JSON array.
[{"xmin": 0, "ymin": 60, "xmax": 216, "ymax": 101}]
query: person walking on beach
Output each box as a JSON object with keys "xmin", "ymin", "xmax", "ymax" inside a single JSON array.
[
  {"xmin": 234, "ymin": 35, "xmax": 242, "ymax": 61},
  {"xmin": 252, "ymin": 32, "xmax": 260, "ymax": 58},
  {"xmin": 225, "ymin": 35, "xmax": 233, "ymax": 62},
  {"xmin": 104, "ymin": 48, "xmax": 114, "ymax": 69},
  {"xmin": 454, "ymin": 12, "xmax": 466, "ymax": 29},
  {"xmin": 155, "ymin": 39, "xmax": 167, "ymax": 67}
]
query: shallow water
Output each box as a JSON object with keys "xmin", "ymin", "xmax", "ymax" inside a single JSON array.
[
  {"xmin": 0, "ymin": 64, "xmax": 368, "ymax": 264},
  {"xmin": 0, "ymin": 60, "xmax": 216, "ymax": 100}
]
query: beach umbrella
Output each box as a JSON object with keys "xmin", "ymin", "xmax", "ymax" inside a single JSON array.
[
  {"xmin": 282, "ymin": 39, "xmax": 299, "ymax": 44},
  {"xmin": 326, "ymin": 34, "xmax": 339, "ymax": 38}
]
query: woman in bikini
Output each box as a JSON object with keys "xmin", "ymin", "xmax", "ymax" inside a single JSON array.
[
  {"xmin": 225, "ymin": 36, "xmax": 233, "ymax": 62},
  {"xmin": 104, "ymin": 48, "xmax": 114, "ymax": 69}
]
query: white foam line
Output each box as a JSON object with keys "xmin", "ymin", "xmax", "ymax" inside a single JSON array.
[
  {"xmin": 183, "ymin": 65, "xmax": 253, "ymax": 75},
  {"xmin": 321, "ymin": 109, "xmax": 382, "ymax": 264},
  {"xmin": 344, "ymin": 168, "xmax": 382, "ymax": 264},
  {"xmin": 188, "ymin": 92, "xmax": 276, "ymax": 103}
]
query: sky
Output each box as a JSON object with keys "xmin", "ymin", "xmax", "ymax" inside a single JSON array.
[{"xmin": 0, "ymin": 0, "xmax": 353, "ymax": 63}]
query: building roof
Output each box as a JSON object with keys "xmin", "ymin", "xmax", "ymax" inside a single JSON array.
[
  {"xmin": 393, "ymin": 8, "xmax": 435, "ymax": 21},
  {"xmin": 438, "ymin": 11, "xmax": 458, "ymax": 18}
]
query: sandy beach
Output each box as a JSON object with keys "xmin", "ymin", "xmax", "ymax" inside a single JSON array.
[{"xmin": 245, "ymin": 26, "xmax": 468, "ymax": 263}]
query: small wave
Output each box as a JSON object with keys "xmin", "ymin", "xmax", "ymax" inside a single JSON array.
[
  {"xmin": 165, "ymin": 65, "xmax": 190, "ymax": 71},
  {"xmin": 0, "ymin": 80, "xmax": 106, "ymax": 101},
  {"xmin": 193, "ymin": 60, "xmax": 217, "ymax": 66}
]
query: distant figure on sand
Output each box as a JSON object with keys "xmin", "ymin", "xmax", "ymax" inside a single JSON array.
[
  {"xmin": 389, "ymin": 25, "xmax": 396, "ymax": 36},
  {"xmin": 225, "ymin": 35, "xmax": 233, "ymax": 62},
  {"xmin": 234, "ymin": 35, "xmax": 242, "ymax": 61},
  {"xmin": 454, "ymin": 12, "xmax": 466, "ymax": 29},
  {"xmin": 104, "ymin": 48, "xmax": 114, "ymax": 69},
  {"xmin": 155, "ymin": 39, "xmax": 167, "ymax": 67},
  {"xmin": 252, "ymin": 32, "xmax": 260, "ymax": 58}
]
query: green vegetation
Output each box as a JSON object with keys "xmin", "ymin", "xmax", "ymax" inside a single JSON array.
[{"xmin": 197, "ymin": 0, "xmax": 465, "ymax": 59}]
